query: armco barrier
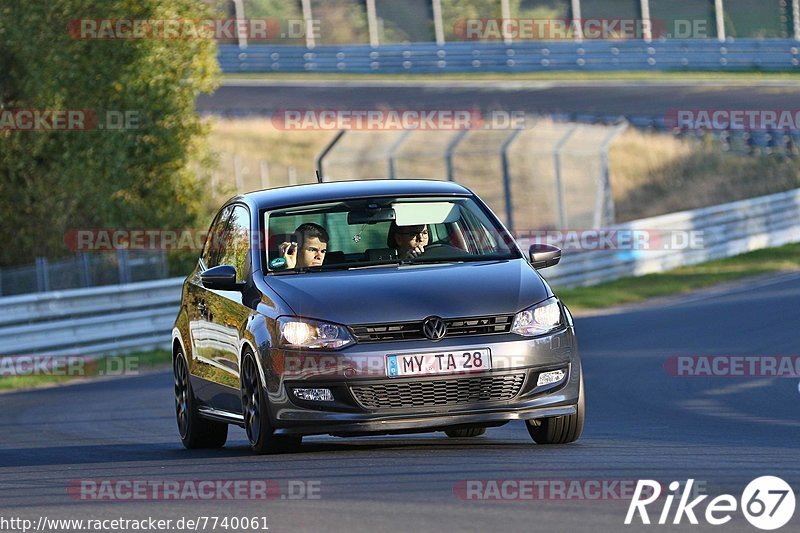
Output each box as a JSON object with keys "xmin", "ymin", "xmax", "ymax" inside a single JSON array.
[
  {"xmin": 532, "ymin": 188, "xmax": 800, "ymax": 288},
  {"xmin": 0, "ymin": 188, "xmax": 798, "ymax": 357},
  {"xmin": 0, "ymin": 278, "xmax": 183, "ymax": 357},
  {"xmin": 219, "ymin": 39, "xmax": 800, "ymax": 73}
]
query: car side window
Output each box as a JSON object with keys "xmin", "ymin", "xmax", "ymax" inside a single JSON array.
[
  {"xmin": 201, "ymin": 206, "xmax": 233, "ymax": 269},
  {"xmin": 218, "ymin": 205, "xmax": 251, "ymax": 282}
]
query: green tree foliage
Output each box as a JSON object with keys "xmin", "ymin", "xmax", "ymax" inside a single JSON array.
[{"xmin": 0, "ymin": 0, "xmax": 219, "ymax": 267}]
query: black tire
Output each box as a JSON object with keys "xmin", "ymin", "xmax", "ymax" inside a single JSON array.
[
  {"xmin": 526, "ymin": 370, "xmax": 585, "ymax": 445},
  {"xmin": 174, "ymin": 351, "xmax": 228, "ymax": 449},
  {"xmin": 241, "ymin": 352, "xmax": 302, "ymax": 455},
  {"xmin": 445, "ymin": 427, "xmax": 487, "ymax": 438}
]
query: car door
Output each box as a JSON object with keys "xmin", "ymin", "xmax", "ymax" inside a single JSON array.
[
  {"xmin": 186, "ymin": 205, "xmax": 234, "ymax": 405},
  {"xmin": 191, "ymin": 204, "xmax": 254, "ymax": 413}
]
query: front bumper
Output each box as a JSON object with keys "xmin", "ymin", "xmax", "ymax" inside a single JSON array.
[{"xmin": 262, "ymin": 327, "xmax": 581, "ymax": 437}]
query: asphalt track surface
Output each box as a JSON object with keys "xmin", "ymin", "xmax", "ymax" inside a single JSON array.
[
  {"xmin": 1, "ymin": 271, "xmax": 799, "ymax": 532},
  {"xmin": 197, "ymin": 80, "xmax": 800, "ymax": 118}
]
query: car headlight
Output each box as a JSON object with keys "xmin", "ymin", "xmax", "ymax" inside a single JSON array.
[
  {"xmin": 511, "ymin": 297, "xmax": 563, "ymax": 336},
  {"xmin": 278, "ymin": 317, "xmax": 355, "ymax": 349}
]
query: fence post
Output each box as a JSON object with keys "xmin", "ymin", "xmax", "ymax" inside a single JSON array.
[
  {"xmin": 596, "ymin": 122, "xmax": 628, "ymax": 228},
  {"xmin": 35, "ymin": 257, "xmax": 50, "ymax": 292},
  {"xmin": 315, "ymin": 129, "xmax": 347, "ymax": 180},
  {"xmin": 117, "ymin": 250, "xmax": 130, "ymax": 284},
  {"xmin": 387, "ymin": 130, "xmax": 413, "ymax": 179},
  {"xmin": 640, "ymin": 0, "xmax": 652, "ymax": 42},
  {"xmin": 715, "ymin": 0, "xmax": 726, "ymax": 42},
  {"xmin": 232, "ymin": 0, "xmax": 247, "ymax": 50},
  {"xmin": 160, "ymin": 250, "xmax": 169, "ymax": 278},
  {"xmin": 501, "ymin": 0, "xmax": 513, "ymax": 45},
  {"xmin": 366, "ymin": 0, "xmax": 379, "ymax": 47},
  {"xmin": 445, "ymin": 130, "xmax": 469, "ymax": 182},
  {"xmin": 553, "ymin": 125, "xmax": 579, "ymax": 230},
  {"xmin": 80, "ymin": 253, "xmax": 92, "ymax": 287},
  {"xmin": 288, "ymin": 166, "xmax": 298, "ymax": 186},
  {"xmin": 301, "ymin": 0, "xmax": 316, "ymax": 49},
  {"xmin": 500, "ymin": 128, "xmax": 524, "ymax": 231},
  {"xmin": 233, "ymin": 154, "xmax": 244, "ymax": 191},
  {"xmin": 432, "ymin": 0, "xmax": 445, "ymax": 46},
  {"xmin": 570, "ymin": 0, "xmax": 584, "ymax": 42},
  {"xmin": 259, "ymin": 160, "xmax": 271, "ymax": 189}
]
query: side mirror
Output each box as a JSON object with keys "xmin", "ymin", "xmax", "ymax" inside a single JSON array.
[
  {"xmin": 201, "ymin": 265, "xmax": 242, "ymax": 291},
  {"xmin": 529, "ymin": 244, "xmax": 561, "ymax": 269}
]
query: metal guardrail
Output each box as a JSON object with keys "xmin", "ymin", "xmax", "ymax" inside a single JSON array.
[
  {"xmin": 219, "ymin": 39, "xmax": 800, "ymax": 73},
  {"xmin": 1, "ymin": 188, "xmax": 798, "ymax": 357},
  {"xmin": 0, "ymin": 278, "xmax": 183, "ymax": 357},
  {"xmin": 529, "ymin": 188, "xmax": 800, "ymax": 288}
]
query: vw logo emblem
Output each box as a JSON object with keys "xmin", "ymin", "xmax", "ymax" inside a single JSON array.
[{"xmin": 422, "ymin": 316, "xmax": 447, "ymax": 341}]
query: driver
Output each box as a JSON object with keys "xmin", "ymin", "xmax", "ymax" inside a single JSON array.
[
  {"xmin": 278, "ymin": 223, "xmax": 329, "ymax": 269},
  {"xmin": 388, "ymin": 222, "xmax": 429, "ymax": 259}
]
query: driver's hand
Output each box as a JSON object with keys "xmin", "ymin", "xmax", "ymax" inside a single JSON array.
[
  {"xmin": 405, "ymin": 245, "xmax": 425, "ymax": 258},
  {"xmin": 278, "ymin": 241, "xmax": 297, "ymax": 269}
]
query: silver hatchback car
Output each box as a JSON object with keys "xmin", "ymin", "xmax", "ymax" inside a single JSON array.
[{"xmin": 172, "ymin": 179, "xmax": 584, "ymax": 454}]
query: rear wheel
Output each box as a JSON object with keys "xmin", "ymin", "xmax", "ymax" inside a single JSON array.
[
  {"xmin": 174, "ymin": 351, "xmax": 228, "ymax": 449},
  {"xmin": 241, "ymin": 352, "xmax": 302, "ymax": 454},
  {"xmin": 526, "ymin": 370, "xmax": 585, "ymax": 445},
  {"xmin": 445, "ymin": 427, "xmax": 487, "ymax": 438}
]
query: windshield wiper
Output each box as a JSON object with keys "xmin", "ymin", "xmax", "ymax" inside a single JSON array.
[
  {"xmin": 270, "ymin": 264, "xmax": 348, "ymax": 275},
  {"xmin": 270, "ymin": 261, "xmax": 398, "ymax": 274},
  {"xmin": 268, "ymin": 255, "xmax": 514, "ymax": 275}
]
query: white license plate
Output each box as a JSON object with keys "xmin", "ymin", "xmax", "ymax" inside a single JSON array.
[{"xmin": 386, "ymin": 349, "xmax": 491, "ymax": 378}]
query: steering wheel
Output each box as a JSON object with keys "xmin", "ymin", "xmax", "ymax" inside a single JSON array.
[{"xmin": 421, "ymin": 242, "xmax": 470, "ymax": 258}]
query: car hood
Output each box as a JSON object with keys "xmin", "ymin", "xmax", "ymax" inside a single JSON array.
[{"xmin": 266, "ymin": 260, "xmax": 550, "ymax": 325}]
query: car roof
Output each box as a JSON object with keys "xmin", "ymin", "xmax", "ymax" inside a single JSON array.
[{"xmin": 231, "ymin": 179, "xmax": 473, "ymax": 211}]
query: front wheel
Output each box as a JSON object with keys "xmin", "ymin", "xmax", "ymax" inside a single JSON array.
[
  {"xmin": 241, "ymin": 352, "xmax": 302, "ymax": 454},
  {"xmin": 174, "ymin": 351, "xmax": 228, "ymax": 449},
  {"xmin": 526, "ymin": 370, "xmax": 584, "ymax": 445}
]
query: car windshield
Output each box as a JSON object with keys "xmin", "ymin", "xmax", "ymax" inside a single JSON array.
[{"xmin": 263, "ymin": 195, "xmax": 520, "ymax": 273}]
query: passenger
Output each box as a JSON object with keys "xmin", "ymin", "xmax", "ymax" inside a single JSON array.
[
  {"xmin": 387, "ymin": 222, "xmax": 429, "ymax": 259},
  {"xmin": 279, "ymin": 223, "xmax": 329, "ymax": 269}
]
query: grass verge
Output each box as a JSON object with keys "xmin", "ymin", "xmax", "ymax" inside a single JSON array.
[
  {"xmin": 555, "ymin": 242, "xmax": 800, "ymax": 310},
  {"xmin": 0, "ymin": 349, "xmax": 171, "ymax": 392}
]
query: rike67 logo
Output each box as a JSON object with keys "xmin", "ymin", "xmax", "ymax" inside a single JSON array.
[{"xmin": 626, "ymin": 477, "xmax": 795, "ymax": 530}]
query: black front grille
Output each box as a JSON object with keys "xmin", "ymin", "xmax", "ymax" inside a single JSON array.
[
  {"xmin": 351, "ymin": 314, "xmax": 514, "ymax": 343},
  {"xmin": 350, "ymin": 373, "xmax": 526, "ymax": 409}
]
